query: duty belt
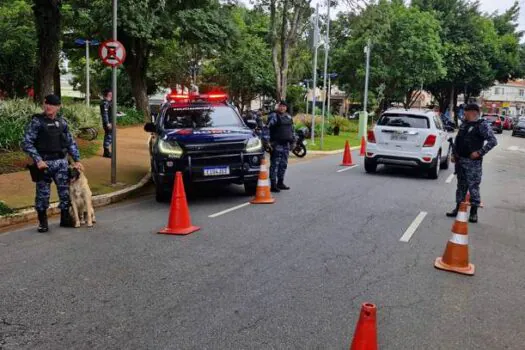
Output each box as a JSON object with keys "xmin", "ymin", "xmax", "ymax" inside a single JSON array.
[{"xmin": 40, "ymin": 152, "xmax": 66, "ymax": 161}]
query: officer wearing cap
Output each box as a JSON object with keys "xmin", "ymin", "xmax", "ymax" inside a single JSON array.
[
  {"xmin": 100, "ymin": 88, "xmax": 113, "ymax": 158},
  {"xmin": 22, "ymin": 94, "xmax": 83, "ymax": 232},
  {"xmin": 266, "ymin": 100, "xmax": 294, "ymax": 192},
  {"xmin": 446, "ymin": 103, "xmax": 497, "ymax": 222}
]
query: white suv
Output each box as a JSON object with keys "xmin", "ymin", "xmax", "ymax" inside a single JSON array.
[{"xmin": 365, "ymin": 109, "xmax": 452, "ymax": 179}]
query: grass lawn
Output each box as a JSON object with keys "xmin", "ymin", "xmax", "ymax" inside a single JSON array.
[{"xmin": 307, "ymin": 132, "xmax": 361, "ymax": 151}]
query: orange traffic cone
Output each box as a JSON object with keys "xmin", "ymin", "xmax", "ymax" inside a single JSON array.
[
  {"xmin": 464, "ymin": 191, "xmax": 483, "ymax": 208},
  {"xmin": 251, "ymin": 158, "xmax": 275, "ymax": 204},
  {"xmin": 159, "ymin": 172, "xmax": 200, "ymax": 235},
  {"xmin": 350, "ymin": 303, "xmax": 378, "ymax": 350},
  {"xmin": 341, "ymin": 140, "xmax": 355, "ymax": 166},
  {"xmin": 434, "ymin": 201, "xmax": 475, "ymax": 275},
  {"xmin": 360, "ymin": 136, "xmax": 366, "ymax": 156}
]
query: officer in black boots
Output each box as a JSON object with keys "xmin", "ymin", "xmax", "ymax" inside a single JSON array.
[
  {"xmin": 267, "ymin": 101, "xmax": 294, "ymax": 193},
  {"xmin": 100, "ymin": 88, "xmax": 113, "ymax": 158}
]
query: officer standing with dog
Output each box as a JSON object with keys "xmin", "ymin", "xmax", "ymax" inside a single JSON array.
[
  {"xmin": 100, "ymin": 88, "xmax": 113, "ymax": 158},
  {"xmin": 22, "ymin": 94, "xmax": 83, "ymax": 232},
  {"xmin": 446, "ymin": 103, "xmax": 497, "ymax": 223},
  {"xmin": 267, "ymin": 101, "xmax": 294, "ymax": 193}
]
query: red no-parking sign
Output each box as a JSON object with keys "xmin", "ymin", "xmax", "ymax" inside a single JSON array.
[{"xmin": 99, "ymin": 40, "xmax": 126, "ymax": 67}]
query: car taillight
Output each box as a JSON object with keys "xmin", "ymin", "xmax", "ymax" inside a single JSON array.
[
  {"xmin": 495, "ymin": 119, "xmax": 501, "ymax": 124},
  {"xmin": 423, "ymin": 135, "xmax": 437, "ymax": 147},
  {"xmin": 367, "ymin": 130, "xmax": 376, "ymax": 143}
]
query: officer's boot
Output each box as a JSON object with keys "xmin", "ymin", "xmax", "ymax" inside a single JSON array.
[
  {"xmin": 446, "ymin": 203, "xmax": 460, "ymax": 217},
  {"xmin": 103, "ymin": 148, "xmax": 112, "ymax": 158},
  {"xmin": 37, "ymin": 210, "xmax": 48, "ymax": 233},
  {"xmin": 60, "ymin": 209, "xmax": 72, "ymax": 227},
  {"xmin": 271, "ymin": 181, "xmax": 281, "ymax": 193},
  {"xmin": 277, "ymin": 180, "xmax": 290, "ymax": 190},
  {"xmin": 469, "ymin": 206, "xmax": 478, "ymax": 223}
]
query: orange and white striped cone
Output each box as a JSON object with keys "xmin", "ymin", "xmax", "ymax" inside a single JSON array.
[
  {"xmin": 465, "ymin": 191, "xmax": 484, "ymax": 208},
  {"xmin": 434, "ymin": 201, "xmax": 475, "ymax": 275},
  {"xmin": 250, "ymin": 158, "xmax": 275, "ymax": 204}
]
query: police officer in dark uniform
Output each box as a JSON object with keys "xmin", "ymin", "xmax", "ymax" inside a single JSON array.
[
  {"xmin": 446, "ymin": 103, "xmax": 497, "ymax": 222},
  {"xmin": 22, "ymin": 95, "xmax": 83, "ymax": 232},
  {"xmin": 100, "ymin": 88, "xmax": 113, "ymax": 158},
  {"xmin": 267, "ymin": 101, "xmax": 294, "ymax": 193}
]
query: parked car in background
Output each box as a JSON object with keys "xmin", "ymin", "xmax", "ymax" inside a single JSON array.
[
  {"xmin": 483, "ymin": 114, "xmax": 503, "ymax": 134},
  {"xmin": 502, "ymin": 116, "xmax": 514, "ymax": 130},
  {"xmin": 365, "ymin": 109, "xmax": 452, "ymax": 179},
  {"xmin": 512, "ymin": 117, "xmax": 525, "ymax": 137}
]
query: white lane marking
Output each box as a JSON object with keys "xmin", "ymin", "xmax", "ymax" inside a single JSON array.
[
  {"xmin": 209, "ymin": 202, "xmax": 251, "ymax": 218},
  {"xmin": 337, "ymin": 165, "xmax": 359, "ymax": 173},
  {"xmin": 508, "ymin": 146, "xmax": 519, "ymax": 151},
  {"xmin": 400, "ymin": 211, "xmax": 428, "ymax": 242},
  {"xmin": 445, "ymin": 173, "xmax": 455, "ymax": 184}
]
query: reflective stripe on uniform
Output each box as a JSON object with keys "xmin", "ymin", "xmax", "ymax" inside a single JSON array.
[{"xmin": 449, "ymin": 233, "xmax": 468, "ymax": 245}]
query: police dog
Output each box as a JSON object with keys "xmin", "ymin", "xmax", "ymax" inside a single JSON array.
[{"xmin": 68, "ymin": 167, "xmax": 96, "ymax": 228}]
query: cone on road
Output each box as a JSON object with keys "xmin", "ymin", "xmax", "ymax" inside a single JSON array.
[
  {"xmin": 350, "ymin": 303, "xmax": 378, "ymax": 350},
  {"xmin": 434, "ymin": 201, "xmax": 475, "ymax": 275},
  {"xmin": 360, "ymin": 136, "xmax": 366, "ymax": 157},
  {"xmin": 464, "ymin": 191, "xmax": 484, "ymax": 208},
  {"xmin": 251, "ymin": 158, "xmax": 275, "ymax": 204},
  {"xmin": 341, "ymin": 141, "xmax": 355, "ymax": 166},
  {"xmin": 159, "ymin": 172, "xmax": 200, "ymax": 235}
]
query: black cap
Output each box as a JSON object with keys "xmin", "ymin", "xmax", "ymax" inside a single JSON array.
[
  {"xmin": 102, "ymin": 88, "xmax": 112, "ymax": 97},
  {"xmin": 44, "ymin": 94, "xmax": 61, "ymax": 106},
  {"xmin": 464, "ymin": 103, "xmax": 480, "ymax": 112},
  {"xmin": 278, "ymin": 100, "xmax": 288, "ymax": 108}
]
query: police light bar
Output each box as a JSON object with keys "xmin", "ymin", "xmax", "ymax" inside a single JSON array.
[{"xmin": 167, "ymin": 92, "xmax": 228, "ymax": 104}]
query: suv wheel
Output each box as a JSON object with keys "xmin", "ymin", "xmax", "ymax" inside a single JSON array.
[
  {"xmin": 364, "ymin": 158, "xmax": 377, "ymax": 173},
  {"xmin": 441, "ymin": 147, "xmax": 451, "ymax": 170},
  {"xmin": 428, "ymin": 153, "xmax": 440, "ymax": 179},
  {"xmin": 244, "ymin": 181, "xmax": 258, "ymax": 195},
  {"xmin": 155, "ymin": 183, "xmax": 170, "ymax": 203}
]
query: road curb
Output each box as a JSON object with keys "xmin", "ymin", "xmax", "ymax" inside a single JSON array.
[
  {"xmin": 308, "ymin": 146, "xmax": 360, "ymax": 155},
  {"xmin": 0, "ymin": 173, "xmax": 152, "ymax": 230}
]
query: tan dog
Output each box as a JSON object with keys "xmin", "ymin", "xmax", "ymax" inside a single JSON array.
[{"xmin": 69, "ymin": 167, "xmax": 96, "ymax": 228}]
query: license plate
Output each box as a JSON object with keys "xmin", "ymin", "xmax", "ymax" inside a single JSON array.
[
  {"xmin": 391, "ymin": 134, "xmax": 408, "ymax": 141},
  {"xmin": 203, "ymin": 166, "xmax": 230, "ymax": 176}
]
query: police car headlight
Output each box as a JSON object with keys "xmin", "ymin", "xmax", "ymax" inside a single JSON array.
[
  {"xmin": 245, "ymin": 137, "xmax": 262, "ymax": 152},
  {"xmin": 158, "ymin": 139, "xmax": 183, "ymax": 158}
]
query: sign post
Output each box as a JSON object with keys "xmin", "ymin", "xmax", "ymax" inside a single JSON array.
[
  {"xmin": 74, "ymin": 39, "xmax": 100, "ymax": 107},
  {"xmin": 99, "ymin": 9, "xmax": 126, "ymax": 185}
]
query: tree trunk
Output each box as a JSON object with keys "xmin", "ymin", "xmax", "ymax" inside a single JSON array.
[
  {"xmin": 33, "ymin": 0, "xmax": 61, "ymax": 104},
  {"xmin": 54, "ymin": 60, "xmax": 61, "ymax": 99},
  {"xmin": 123, "ymin": 38, "xmax": 150, "ymax": 121}
]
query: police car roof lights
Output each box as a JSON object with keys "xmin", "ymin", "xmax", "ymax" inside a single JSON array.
[{"xmin": 167, "ymin": 91, "xmax": 228, "ymax": 104}]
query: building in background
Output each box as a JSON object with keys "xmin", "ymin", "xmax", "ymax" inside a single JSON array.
[{"xmin": 479, "ymin": 80, "xmax": 525, "ymax": 117}]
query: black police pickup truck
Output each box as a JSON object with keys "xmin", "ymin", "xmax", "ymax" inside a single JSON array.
[{"xmin": 144, "ymin": 92, "xmax": 264, "ymax": 201}]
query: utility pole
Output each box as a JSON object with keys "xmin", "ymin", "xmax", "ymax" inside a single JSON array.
[
  {"xmin": 85, "ymin": 40, "xmax": 90, "ymax": 107},
  {"xmin": 327, "ymin": 73, "xmax": 332, "ymax": 118},
  {"xmin": 359, "ymin": 38, "xmax": 371, "ymax": 140},
  {"xmin": 305, "ymin": 80, "xmax": 309, "ymax": 118},
  {"xmin": 111, "ymin": 0, "xmax": 118, "ymax": 185},
  {"xmin": 320, "ymin": 0, "xmax": 330, "ymax": 150},
  {"xmin": 310, "ymin": 4, "xmax": 320, "ymax": 145}
]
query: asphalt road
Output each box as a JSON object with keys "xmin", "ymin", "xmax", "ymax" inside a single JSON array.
[{"xmin": 1, "ymin": 132, "xmax": 524, "ymax": 350}]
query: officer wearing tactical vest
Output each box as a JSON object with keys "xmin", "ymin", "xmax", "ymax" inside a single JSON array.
[
  {"xmin": 100, "ymin": 88, "xmax": 113, "ymax": 158},
  {"xmin": 446, "ymin": 103, "xmax": 497, "ymax": 223},
  {"xmin": 22, "ymin": 94, "xmax": 83, "ymax": 232},
  {"xmin": 267, "ymin": 100, "xmax": 294, "ymax": 193}
]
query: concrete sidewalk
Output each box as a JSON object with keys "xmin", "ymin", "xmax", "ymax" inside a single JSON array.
[{"xmin": 0, "ymin": 126, "xmax": 150, "ymax": 210}]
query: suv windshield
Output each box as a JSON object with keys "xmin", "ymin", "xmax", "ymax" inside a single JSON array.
[
  {"xmin": 378, "ymin": 114, "xmax": 429, "ymax": 128},
  {"xmin": 163, "ymin": 105, "xmax": 243, "ymax": 129}
]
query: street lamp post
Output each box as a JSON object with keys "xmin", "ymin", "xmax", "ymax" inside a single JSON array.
[
  {"xmin": 359, "ymin": 38, "xmax": 371, "ymax": 140},
  {"xmin": 320, "ymin": 0, "xmax": 331, "ymax": 150},
  {"xmin": 111, "ymin": 0, "xmax": 118, "ymax": 185},
  {"xmin": 310, "ymin": 4, "xmax": 320, "ymax": 145}
]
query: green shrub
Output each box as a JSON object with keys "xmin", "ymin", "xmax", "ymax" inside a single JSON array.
[
  {"xmin": 0, "ymin": 201, "xmax": 14, "ymax": 216},
  {"xmin": 117, "ymin": 107, "xmax": 144, "ymax": 126},
  {"xmin": 0, "ymin": 99, "xmax": 99, "ymax": 151}
]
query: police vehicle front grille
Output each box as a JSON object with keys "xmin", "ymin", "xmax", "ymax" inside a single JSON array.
[{"xmin": 184, "ymin": 141, "xmax": 246, "ymax": 154}]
